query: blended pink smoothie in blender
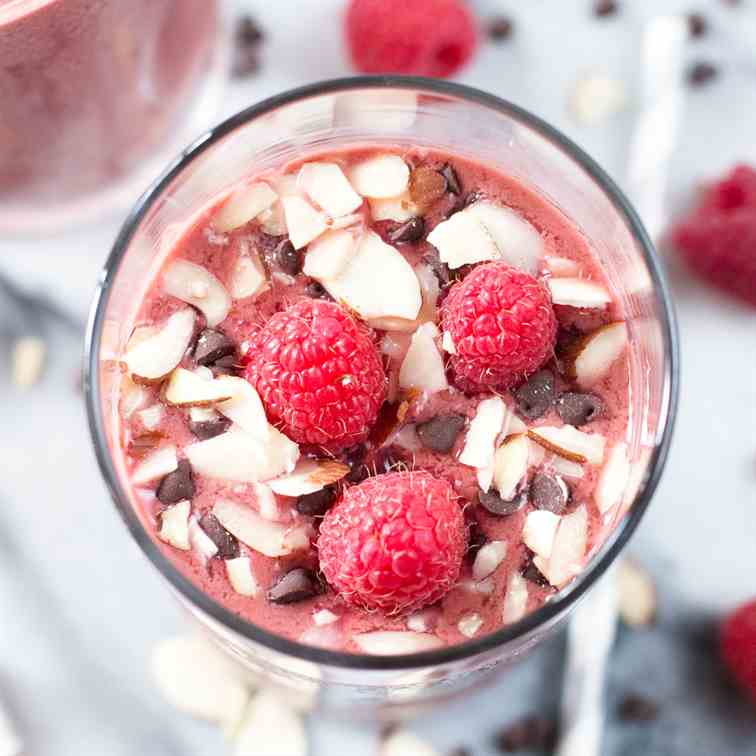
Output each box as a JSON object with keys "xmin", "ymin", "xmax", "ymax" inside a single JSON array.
[{"xmin": 113, "ymin": 145, "xmax": 636, "ymax": 655}]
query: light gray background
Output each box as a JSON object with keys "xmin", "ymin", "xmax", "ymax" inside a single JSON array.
[{"xmin": 1, "ymin": 1, "xmax": 755, "ymax": 754}]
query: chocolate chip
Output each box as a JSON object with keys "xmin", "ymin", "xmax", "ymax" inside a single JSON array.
[
  {"xmin": 556, "ymin": 392, "xmax": 604, "ymax": 426},
  {"xmin": 389, "ymin": 216, "xmax": 426, "ymax": 243},
  {"xmin": 305, "ymin": 280, "xmax": 330, "ymax": 299},
  {"xmin": 194, "ymin": 329, "xmax": 234, "ymax": 366},
  {"xmin": 127, "ymin": 432, "xmax": 164, "ymax": 458},
  {"xmin": 344, "ymin": 444, "xmax": 369, "ymax": 483},
  {"xmin": 687, "ymin": 13, "xmax": 707, "ymax": 38},
  {"xmin": 530, "ymin": 473, "xmax": 569, "ymax": 514},
  {"xmin": 479, "ymin": 488, "xmax": 527, "ymax": 516},
  {"xmin": 446, "ymin": 190, "xmax": 482, "ymax": 218},
  {"xmin": 409, "ymin": 166, "xmax": 448, "ymax": 207},
  {"xmin": 231, "ymin": 15, "xmax": 264, "ymax": 79},
  {"xmin": 618, "ymin": 693, "xmax": 660, "ymax": 722},
  {"xmin": 687, "ymin": 61, "xmax": 719, "ymax": 87},
  {"xmin": 521, "ymin": 554, "xmax": 550, "ymax": 587},
  {"xmin": 199, "ymin": 513, "xmax": 239, "ymax": 559},
  {"xmin": 275, "ymin": 240, "xmax": 301, "ymax": 275},
  {"xmin": 211, "ymin": 354, "xmax": 239, "ymax": 376},
  {"xmin": 416, "ymin": 415, "xmax": 466, "ymax": 453},
  {"xmin": 296, "ymin": 487, "xmax": 337, "ymax": 516},
  {"xmin": 514, "ymin": 370, "xmax": 556, "ymax": 419},
  {"xmin": 494, "ymin": 714, "xmax": 557, "ymax": 752},
  {"xmin": 268, "ymin": 568, "xmax": 320, "ymax": 604},
  {"xmin": 487, "ymin": 16, "xmax": 514, "ymax": 42},
  {"xmin": 467, "ymin": 520, "xmax": 487, "ymax": 558},
  {"xmin": 156, "ymin": 460, "xmax": 195, "ymax": 504},
  {"xmin": 236, "ymin": 15, "xmax": 264, "ymax": 46},
  {"xmin": 593, "ymin": 0, "xmax": 618, "ymax": 18},
  {"xmin": 440, "ymin": 163, "xmax": 462, "ymax": 195},
  {"xmin": 188, "ymin": 416, "xmax": 231, "ymax": 441}
]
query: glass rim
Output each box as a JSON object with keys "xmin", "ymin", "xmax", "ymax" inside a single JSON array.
[{"xmin": 84, "ymin": 75, "xmax": 679, "ymax": 672}]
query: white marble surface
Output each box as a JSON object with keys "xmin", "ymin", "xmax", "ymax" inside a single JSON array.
[{"xmin": 0, "ymin": 1, "xmax": 755, "ymax": 754}]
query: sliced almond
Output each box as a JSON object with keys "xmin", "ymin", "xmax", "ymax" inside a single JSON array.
[
  {"xmin": 137, "ymin": 404, "xmax": 163, "ymax": 430},
  {"xmin": 459, "ymin": 396, "xmax": 506, "ymax": 470},
  {"xmin": 550, "ymin": 455, "xmax": 585, "ymax": 479},
  {"xmin": 163, "ymin": 260, "xmax": 231, "ymax": 327},
  {"xmin": 258, "ymin": 202, "xmax": 287, "ymax": 235},
  {"xmin": 268, "ymin": 458, "xmax": 350, "ymax": 497},
  {"xmin": 321, "ymin": 231, "xmax": 421, "ymax": 321},
  {"xmin": 547, "ymin": 278, "xmax": 611, "ymax": 308},
  {"xmin": 458, "ymin": 612, "xmax": 483, "ymax": 639},
  {"xmin": 414, "ymin": 262, "xmax": 440, "ymax": 315},
  {"xmin": 382, "ymin": 730, "xmax": 441, "ymax": 756},
  {"xmin": 545, "ymin": 256, "xmax": 580, "ymax": 276},
  {"xmin": 349, "ymin": 154, "xmax": 409, "ymax": 198},
  {"xmin": 527, "ymin": 425, "xmax": 605, "ymax": 465},
  {"xmin": 303, "ymin": 229, "xmax": 356, "ymax": 280},
  {"xmin": 540, "ymin": 504, "xmax": 588, "ymax": 586},
  {"xmin": 502, "ymin": 572, "xmax": 529, "ymax": 624},
  {"xmin": 399, "ymin": 322, "xmax": 448, "ymax": 394},
  {"xmin": 565, "ymin": 322, "xmax": 628, "ymax": 387},
  {"xmin": 312, "ymin": 609, "xmax": 339, "ymax": 626},
  {"xmin": 120, "ymin": 375, "xmax": 148, "ymax": 417},
  {"xmin": 472, "ymin": 540, "xmax": 508, "ymax": 580},
  {"xmin": 522, "ymin": 510, "xmax": 561, "ymax": 559},
  {"xmin": 595, "ymin": 441, "xmax": 630, "ymax": 513},
  {"xmin": 492, "ymin": 434, "xmax": 529, "ymax": 500},
  {"xmin": 476, "ymin": 462, "xmax": 495, "ymax": 494},
  {"xmin": 441, "ymin": 331, "xmax": 456, "ymax": 354},
  {"xmin": 132, "ymin": 444, "xmax": 177, "ymax": 485},
  {"xmin": 253, "ymin": 482, "xmax": 281, "ymax": 521},
  {"xmin": 188, "ymin": 516, "xmax": 219, "ymax": 561},
  {"xmin": 353, "ymin": 631, "xmax": 443, "ymax": 655},
  {"xmin": 212, "ymin": 499, "xmax": 310, "ymax": 557},
  {"xmin": 230, "ymin": 250, "xmax": 266, "ymax": 300},
  {"xmin": 369, "ymin": 192, "xmax": 419, "ymax": 222},
  {"xmin": 617, "ymin": 559, "xmax": 656, "ymax": 627},
  {"xmin": 465, "ymin": 201, "xmax": 544, "ymax": 273},
  {"xmin": 213, "ymin": 182, "xmax": 278, "ymax": 232},
  {"xmin": 426, "ymin": 210, "xmax": 499, "ymax": 269},
  {"xmin": 225, "ymin": 557, "xmax": 260, "ymax": 596},
  {"xmin": 296, "ymin": 162, "xmax": 362, "ymax": 217},
  {"xmin": 158, "ymin": 500, "xmax": 191, "ymax": 550},
  {"xmin": 163, "ymin": 368, "xmax": 235, "ymax": 407},
  {"xmin": 125, "ymin": 308, "xmax": 196, "ymax": 383},
  {"xmin": 233, "ymin": 689, "xmax": 307, "ymax": 756},
  {"xmin": 281, "ymin": 196, "xmax": 328, "ymax": 249},
  {"xmin": 330, "ymin": 212, "xmax": 363, "ymax": 230},
  {"xmin": 214, "ymin": 376, "xmax": 268, "ymax": 436}
]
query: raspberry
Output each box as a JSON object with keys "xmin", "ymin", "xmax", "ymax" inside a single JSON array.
[
  {"xmin": 244, "ymin": 299, "xmax": 386, "ymax": 452},
  {"xmin": 317, "ymin": 471, "xmax": 466, "ymax": 613},
  {"xmin": 720, "ymin": 598, "xmax": 756, "ymax": 703},
  {"xmin": 345, "ymin": 0, "xmax": 477, "ymax": 78},
  {"xmin": 440, "ymin": 262, "xmax": 557, "ymax": 392},
  {"xmin": 672, "ymin": 164, "xmax": 756, "ymax": 308}
]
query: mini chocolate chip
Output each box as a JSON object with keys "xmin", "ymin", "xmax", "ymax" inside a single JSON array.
[
  {"xmin": 479, "ymin": 488, "xmax": 527, "ymax": 517},
  {"xmin": 211, "ymin": 353, "xmax": 239, "ymax": 376},
  {"xmin": 345, "ymin": 444, "xmax": 369, "ymax": 483},
  {"xmin": 236, "ymin": 15, "xmax": 264, "ymax": 46},
  {"xmin": 188, "ymin": 416, "xmax": 231, "ymax": 440},
  {"xmin": 467, "ymin": 520, "xmax": 487, "ymax": 558},
  {"xmin": 618, "ymin": 693, "xmax": 660, "ymax": 722},
  {"xmin": 156, "ymin": 460, "xmax": 195, "ymax": 504},
  {"xmin": 556, "ymin": 392, "xmax": 604, "ymax": 426},
  {"xmin": 593, "ymin": 0, "xmax": 618, "ymax": 18},
  {"xmin": 440, "ymin": 163, "xmax": 462, "ymax": 195},
  {"xmin": 687, "ymin": 13, "xmax": 707, "ymax": 38},
  {"xmin": 494, "ymin": 714, "xmax": 557, "ymax": 752},
  {"xmin": 416, "ymin": 415, "xmax": 466, "ymax": 453},
  {"xmin": 296, "ymin": 487, "xmax": 337, "ymax": 516},
  {"xmin": 409, "ymin": 166, "xmax": 448, "ymax": 207},
  {"xmin": 530, "ymin": 473, "xmax": 569, "ymax": 514},
  {"xmin": 127, "ymin": 432, "xmax": 164, "ymax": 458},
  {"xmin": 687, "ymin": 61, "xmax": 719, "ymax": 87},
  {"xmin": 305, "ymin": 280, "xmax": 329, "ymax": 299},
  {"xmin": 389, "ymin": 216, "xmax": 426, "ymax": 243},
  {"xmin": 199, "ymin": 513, "xmax": 239, "ymax": 559},
  {"xmin": 268, "ymin": 568, "xmax": 320, "ymax": 604},
  {"xmin": 487, "ymin": 16, "xmax": 514, "ymax": 42},
  {"xmin": 521, "ymin": 554, "xmax": 550, "ymax": 587},
  {"xmin": 514, "ymin": 370, "xmax": 556, "ymax": 419},
  {"xmin": 194, "ymin": 329, "xmax": 234, "ymax": 366},
  {"xmin": 275, "ymin": 239, "xmax": 301, "ymax": 275}
]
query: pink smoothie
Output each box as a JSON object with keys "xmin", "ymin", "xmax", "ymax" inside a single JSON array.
[
  {"xmin": 114, "ymin": 146, "xmax": 633, "ymax": 654},
  {"xmin": 0, "ymin": 0, "xmax": 217, "ymax": 204}
]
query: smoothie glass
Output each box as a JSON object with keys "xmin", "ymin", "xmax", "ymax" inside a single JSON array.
[
  {"xmin": 0, "ymin": 0, "xmax": 227, "ymax": 234},
  {"xmin": 85, "ymin": 78, "xmax": 679, "ymax": 718}
]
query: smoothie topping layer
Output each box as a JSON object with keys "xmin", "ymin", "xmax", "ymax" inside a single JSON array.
[{"xmin": 118, "ymin": 149, "xmax": 632, "ymax": 651}]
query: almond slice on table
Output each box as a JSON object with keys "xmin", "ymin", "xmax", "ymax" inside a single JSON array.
[
  {"xmin": 617, "ymin": 559, "xmax": 656, "ymax": 627},
  {"xmin": 492, "ymin": 433, "xmax": 530, "ymax": 500},
  {"xmin": 523, "ymin": 510, "xmax": 561, "ymax": 560},
  {"xmin": 565, "ymin": 322, "xmax": 628, "ymax": 387},
  {"xmin": 213, "ymin": 376, "xmax": 269, "ymax": 436},
  {"xmin": 162, "ymin": 260, "xmax": 231, "ymax": 327},
  {"xmin": 459, "ymin": 396, "xmax": 507, "ymax": 470},
  {"xmin": 213, "ymin": 182, "xmax": 278, "ymax": 232},
  {"xmin": 501, "ymin": 572, "xmax": 529, "ymax": 624},
  {"xmin": 381, "ymin": 730, "xmax": 441, "ymax": 756},
  {"xmin": 163, "ymin": 367, "xmax": 235, "ymax": 407},
  {"xmin": 547, "ymin": 277, "xmax": 611, "ymax": 308},
  {"xmin": 212, "ymin": 499, "xmax": 310, "ymax": 557},
  {"xmin": 225, "ymin": 557, "xmax": 260, "ymax": 596},
  {"xmin": 268, "ymin": 458, "xmax": 350, "ymax": 497},
  {"xmin": 158, "ymin": 500, "xmax": 191, "ymax": 550},
  {"xmin": 369, "ymin": 192, "xmax": 419, "ymax": 222},
  {"xmin": 399, "ymin": 322, "xmax": 448, "ymax": 394},
  {"xmin": 296, "ymin": 162, "xmax": 362, "ymax": 218},
  {"xmin": 595, "ymin": 442, "xmax": 630, "ymax": 514},
  {"xmin": 426, "ymin": 209, "xmax": 499, "ymax": 269},
  {"xmin": 465, "ymin": 201, "xmax": 544, "ymax": 274},
  {"xmin": 230, "ymin": 250, "xmax": 266, "ymax": 300},
  {"xmin": 125, "ymin": 308, "xmax": 196, "ymax": 383},
  {"xmin": 472, "ymin": 540, "xmax": 508, "ymax": 581},
  {"xmin": 349, "ymin": 154, "xmax": 410, "ymax": 198},
  {"xmin": 233, "ymin": 689, "xmax": 307, "ymax": 756},
  {"xmin": 535, "ymin": 504, "xmax": 588, "ymax": 587},
  {"xmin": 353, "ymin": 631, "xmax": 443, "ymax": 655},
  {"xmin": 527, "ymin": 425, "xmax": 606, "ymax": 465},
  {"xmin": 303, "ymin": 229, "xmax": 356, "ymax": 280},
  {"xmin": 132, "ymin": 444, "xmax": 178, "ymax": 485},
  {"xmin": 281, "ymin": 196, "xmax": 328, "ymax": 249}
]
